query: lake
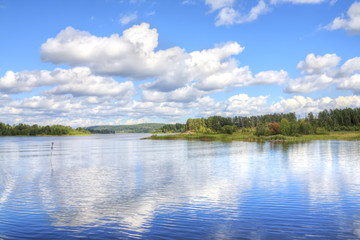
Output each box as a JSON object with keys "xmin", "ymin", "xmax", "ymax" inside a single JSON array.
[{"xmin": 0, "ymin": 134, "xmax": 360, "ymax": 239}]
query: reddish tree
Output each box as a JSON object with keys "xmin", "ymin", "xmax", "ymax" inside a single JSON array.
[{"xmin": 268, "ymin": 122, "xmax": 280, "ymax": 135}]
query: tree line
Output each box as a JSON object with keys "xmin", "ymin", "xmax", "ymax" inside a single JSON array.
[
  {"xmin": 155, "ymin": 123, "xmax": 185, "ymax": 133},
  {"xmin": 158, "ymin": 108, "xmax": 360, "ymax": 135},
  {"xmin": 254, "ymin": 108, "xmax": 360, "ymax": 136},
  {"xmin": 0, "ymin": 122, "xmax": 90, "ymax": 136}
]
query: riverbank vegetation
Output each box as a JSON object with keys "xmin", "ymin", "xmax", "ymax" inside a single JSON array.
[
  {"xmin": 147, "ymin": 108, "xmax": 360, "ymax": 142},
  {"xmin": 0, "ymin": 122, "xmax": 90, "ymax": 136}
]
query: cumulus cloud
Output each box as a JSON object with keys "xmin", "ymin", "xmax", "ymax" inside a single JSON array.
[
  {"xmin": 204, "ymin": 94, "xmax": 360, "ymax": 117},
  {"xmin": 10, "ymin": 95, "xmax": 84, "ymax": 112},
  {"xmin": 0, "ymin": 69, "xmax": 59, "ymax": 93},
  {"xmin": 2, "ymin": 22, "xmax": 359, "ymax": 126},
  {"xmin": 252, "ymin": 70, "xmax": 289, "ymax": 85},
  {"xmin": 226, "ymin": 94, "xmax": 269, "ymax": 115},
  {"xmin": 142, "ymin": 86, "xmax": 204, "ymax": 103},
  {"xmin": 190, "ymin": 96, "xmax": 223, "ymax": 117},
  {"xmin": 41, "ymin": 23, "xmax": 161, "ymax": 79},
  {"xmin": 270, "ymin": 95, "xmax": 360, "ymax": 114},
  {"xmin": 41, "ymin": 24, "xmax": 288, "ymax": 95},
  {"xmin": 2, "ymin": 90, "xmax": 360, "ymax": 126},
  {"xmin": 285, "ymin": 53, "xmax": 360, "ymax": 94},
  {"xmin": 0, "ymin": 67, "xmax": 136, "ymax": 98},
  {"xmin": 325, "ymin": 1, "xmax": 360, "ymax": 34},
  {"xmin": 270, "ymin": 95, "xmax": 331, "ymax": 114},
  {"xmin": 337, "ymin": 74, "xmax": 360, "ymax": 91},
  {"xmin": 297, "ymin": 53, "xmax": 341, "ymax": 75},
  {"xmin": 284, "ymin": 74, "xmax": 334, "ymax": 93},
  {"xmin": 43, "ymin": 68, "xmax": 137, "ymax": 98}
]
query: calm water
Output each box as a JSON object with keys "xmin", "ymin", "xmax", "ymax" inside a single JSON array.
[{"xmin": 1, "ymin": 134, "xmax": 360, "ymax": 239}]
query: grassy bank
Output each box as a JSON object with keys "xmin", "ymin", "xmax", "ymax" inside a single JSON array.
[{"xmin": 144, "ymin": 131, "xmax": 360, "ymax": 142}]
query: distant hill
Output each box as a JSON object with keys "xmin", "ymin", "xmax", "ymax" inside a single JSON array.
[{"xmin": 85, "ymin": 123, "xmax": 166, "ymax": 133}]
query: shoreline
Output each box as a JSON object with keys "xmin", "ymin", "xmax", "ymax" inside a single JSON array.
[
  {"xmin": 0, "ymin": 133, "xmax": 93, "ymax": 137},
  {"xmin": 144, "ymin": 131, "xmax": 360, "ymax": 142}
]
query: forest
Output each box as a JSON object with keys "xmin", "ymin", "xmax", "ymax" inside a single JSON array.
[
  {"xmin": 157, "ymin": 108, "xmax": 360, "ymax": 136},
  {"xmin": 0, "ymin": 123, "xmax": 90, "ymax": 136},
  {"xmin": 85, "ymin": 123, "xmax": 166, "ymax": 133}
]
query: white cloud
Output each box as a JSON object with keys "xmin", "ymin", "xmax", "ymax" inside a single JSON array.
[
  {"xmin": 246, "ymin": 0, "xmax": 269, "ymax": 22},
  {"xmin": 338, "ymin": 57, "xmax": 360, "ymax": 76},
  {"xmin": 215, "ymin": 1, "xmax": 269, "ymax": 26},
  {"xmin": 205, "ymin": 0, "xmax": 235, "ymax": 12},
  {"xmin": 284, "ymin": 74, "xmax": 334, "ymax": 93},
  {"xmin": 2, "ymin": 90, "xmax": 360, "ymax": 126},
  {"xmin": 43, "ymin": 68, "xmax": 137, "ymax": 98},
  {"xmin": 190, "ymin": 96, "xmax": 223, "ymax": 117},
  {"xmin": 124, "ymin": 118, "xmax": 146, "ymax": 125},
  {"xmin": 226, "ymin": 94, "xmax": 269, "ymax": 115},
  {"xmin": 3, "ymin": 23, "xmax": 360, "ymax": 126},
  {"xmin": 142, "ymin": 85, "xmax": 203, "ymax": 103},
  {"xmin": 215, "ymin": 7, "xmax": 240, "ymax": 26},
  {"xmin": 194, "ymin": 65, "xmax": 252, "ymax": 91},
  {"xmin": 325, "ymin": 1, "xmax": 360, "ymax": 34},
  {"xmin": 270, "ymin": 95, "xmax": 328, "ymax": 113},
  {"xmin": 0, "ymin": 94, "xmax": 10, "ymax": 106},
  {"xmin": 297, "ymin": 53, "xmax": 341, "ymax": 75},
  {"xmin": 10, "ymin": 95, "xmax": 84, "ymax": 113},
  {"xmin": 331, "ymin": 95, "xmax": 360, "ymax": 108},
  {"xmin": 0, "ymin": 67, "xmax": 136, "ymax": 98},
  {"xmin": 41, "ymin": 23, "xmax": 161, "ymax": 79},
  {"xmin": 119, "ymin": 12, "xmax": 138, "ymax": 25},
  {"xmin": 46, "ymin": 80, "xmax": 136, "ymax": 98},
  {"xmin": 41, "ymin": 25, "xmax": 287, "ymax": 96},
  {"xmin": 285, "ymin": 54, "xmax": 360, "ymax": 94},
  {"xmin": 337, "ymin": 74, "xmax": 360, "ymax": 91},
  {"xmin": 252, "ymin": 70, "xmax": 289, "ymax": 85},
  {"xmin": 271, "ymin": 0, "xmax": 326, "ymax": 4},
  {"xmin": 270, "ymin": 95, "xmax": 360, "ymax": 114},
  {"xmin": 0, "ymin": 70, "xmax": 57, "ymax": 93},
  {"xmin": 208, "ymin": 0, "xmax": 329, "ymax": 27}
]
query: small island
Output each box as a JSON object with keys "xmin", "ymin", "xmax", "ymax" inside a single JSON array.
[{"xmin": 147, "ymin": 108, "xmax": 360, "ymax": 142}]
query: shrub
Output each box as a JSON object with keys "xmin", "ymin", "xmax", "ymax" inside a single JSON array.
[
  {"xmin": 221, "ymin": 125, "xmax": 236, "ymax": 134},
  {"xmin": 315, "ymin": 127, "xmax": 329, "ymax": 135},
  {"xmin": 255, "ymin": 123, "xmax": 268, "ymax": 136}
]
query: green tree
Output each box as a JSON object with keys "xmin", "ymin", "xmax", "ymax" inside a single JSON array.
[
  {"xmin": 255, "ymin": 123, "xmax": 267, "ymax": 136},
  {"xmin": 280, "ymin": 118, "xmax": 291, "ymax": 136},
  {"xmin": 221, "ymin": 125, "xmax": 236, "ymax": 134}
]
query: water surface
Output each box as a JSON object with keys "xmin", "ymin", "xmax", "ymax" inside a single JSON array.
[{"xmin": 1, "ymin": 134, "xmax": 360, "ymax": 239}]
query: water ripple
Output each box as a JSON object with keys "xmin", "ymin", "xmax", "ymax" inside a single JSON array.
[{"xmin": 0, "ymin": 135, "xmax": 360, "ymax": 239}]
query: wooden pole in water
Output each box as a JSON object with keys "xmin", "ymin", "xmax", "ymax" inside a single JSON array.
[{"xmin": 50, "ymin": 142, "xmax": 54, "ymax": 172}]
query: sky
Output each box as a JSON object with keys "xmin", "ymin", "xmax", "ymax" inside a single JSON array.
[{"xmin": 0, "ymin": 0, "xmax": 360, "ymax": 126}]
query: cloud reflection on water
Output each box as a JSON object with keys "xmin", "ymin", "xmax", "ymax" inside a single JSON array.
[{"xmin": 1, "ymin": 136, "xmax": 360, "ymax": 238}]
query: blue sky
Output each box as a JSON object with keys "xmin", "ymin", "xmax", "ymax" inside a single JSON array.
[{"xmin": 0, "ymin": 0, "xmax": 360, "ymax": 126}]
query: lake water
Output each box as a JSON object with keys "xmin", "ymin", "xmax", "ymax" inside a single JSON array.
[{"xmin": 0, "ymin": 134, "xmax": 360, "ymax": 239}]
